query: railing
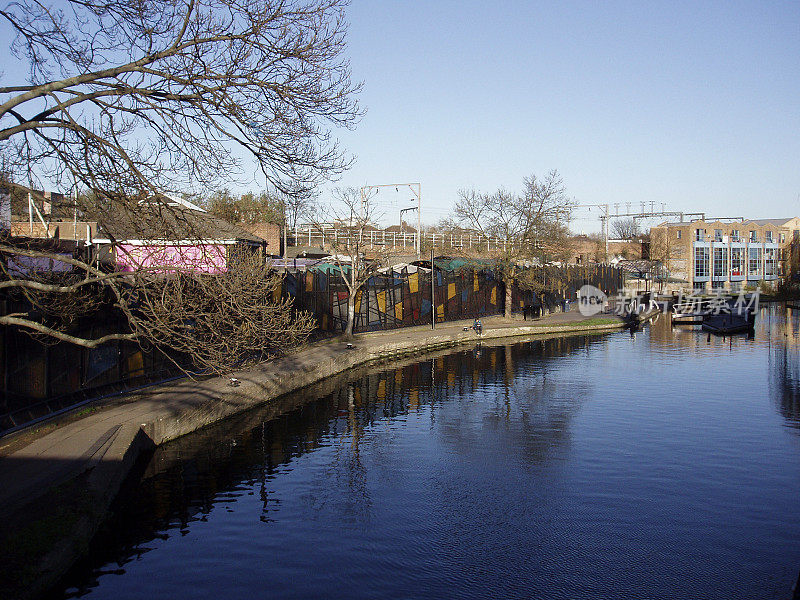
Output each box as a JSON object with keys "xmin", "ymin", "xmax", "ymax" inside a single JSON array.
[
  {"xmin": 288, "ymin": 226, "xmax": 516, "ymax": 252},
  {"xmin": 693, "ymin": 236, "xmax": 772, "ymax": 245}
]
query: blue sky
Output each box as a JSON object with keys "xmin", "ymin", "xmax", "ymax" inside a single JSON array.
[
  {"xmin": 1, "ymin": 2, "xmax": 797, "ymax": 232},
  {"xmin": 325, "ymin": 0, "xmax": 800, "ymax": 232}
]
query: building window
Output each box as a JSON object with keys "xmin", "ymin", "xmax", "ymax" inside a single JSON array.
[
  {"xmin": 749, "ymin": 230, "xmax": 757, "ymax": 242},
  {"xmin": 694, "ymin": 246, "xmax": 709, "ymax": 278},
  {"xmin": 765, "ymin": 230, "xmax": 773, "ymax": 243},
  {"xmin": 731, "ymin": 229, "xmax": 740, "ymax": 242},
  {"xmin": 695, "ymin": 228, "xmax": 706, "ymax": 241},
  {"xmin": 676, "ymin": 230, "xmax": 681, "ymax": 239},
  {"xmin": 711, "ymin": 280, "xmax": 725, "ymax": 289},
  {"xmin": 714, "ymin": 229, "xmax": 723, "ymax": 242},
  {"xmin": 780, "ymin": 233, "xmax": 786, "ymax": 243},
  {"xmin": 693, "ymin": 281, "xmax": 706, "ymax": 292},
  {"xmin": 713, "ymin": 247, "xmax": 728, "ymax": 278},
  {"xmin": 730, "ymin": 248, "xmax": 744, "ymax": 276},
  {"xmin": 765, "ymin": 248, "xmax": 776, "ymax": 276},
  {"xmin": 748, "ymin": 247, "xmax": 762, "ymax": 277},
  {"xmin": 730, "ymin": 281, "xmax": 741, "ymax": 292}
]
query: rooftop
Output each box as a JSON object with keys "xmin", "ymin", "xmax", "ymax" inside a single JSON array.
[
  {"xmin": 94, "ymin": 202, "xmax": 263, "ymax": 244},
  {"xmin": 656, "ymin": 217, "xmax": 797, "ymax": 228}
]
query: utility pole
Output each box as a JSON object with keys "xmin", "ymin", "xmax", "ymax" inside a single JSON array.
[
  {"xmin": 575, "ymin": 203, "xmax": 610, "ymax": 260},
  {"xmin": 430, "ymin": 247, "xmax": 435, "ymax": 329},
  {"xmin": 282, "ymin": 216, "xmax": 288, "ymax": 258},
  {"xmin": 400, "ymin": 206, "xmax": 417, "ymax": 250},
  {"xmin": 73, "ymin": 178, "xmax": 78, "ymax": 240}
]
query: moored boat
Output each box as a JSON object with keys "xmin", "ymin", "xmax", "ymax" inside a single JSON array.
[
  {"xmin": 701, "ymin": 312, "xmax": 754, "ymax": 334},
  {"xmin": 673, "ymin": 293, "xmax": 758, "ymax": 333}
]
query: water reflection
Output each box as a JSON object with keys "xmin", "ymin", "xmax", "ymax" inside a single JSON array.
[
  {"xmin": 648, "ymin": 303, "xmax": 800, "ymax": 432},
  {"xmin": 770, "ymin": 306, "xmax": 800, "ymax": 429},
  {"xmin": 57, "ymin": 334, "xmax": 602, "ymax": 598}
]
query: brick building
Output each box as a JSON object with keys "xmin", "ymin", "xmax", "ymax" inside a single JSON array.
[
  {"xmin": 650, "ymin": 217, "xmax": 800, "ymax": 292},
  {"xmin": 11, "ymin": 221, "xmax": 98, "ymax": 241},
  {"xmin": 570, "ymin": 235, "xmax": 647, "ymax": 265}
]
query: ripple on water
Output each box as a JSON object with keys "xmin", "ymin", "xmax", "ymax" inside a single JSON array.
[{"xmin": 55, "ymin": 307, "xmax": 800, "ymax": 600}]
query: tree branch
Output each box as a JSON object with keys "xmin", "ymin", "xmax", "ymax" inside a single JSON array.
[{"xmin": 0, "ymin": 315, "xmax": 137, "ymax": 347}]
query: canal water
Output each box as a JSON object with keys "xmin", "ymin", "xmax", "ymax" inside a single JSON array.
[{"xmin": 55, "ymin": 306, "xmax": 800, "ymax": 600}]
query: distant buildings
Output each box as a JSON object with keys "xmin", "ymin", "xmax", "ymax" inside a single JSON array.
[
  {"xmin": 650, "ymin": 217, "xmax": 800, "ymax": 292},
  {"xmin": 571, "ymin": 235, "xmax": 648, "ymax": 265},
  {"xmin": 9, "ymin": 193, "xmax": 268, "ymax": 273}
]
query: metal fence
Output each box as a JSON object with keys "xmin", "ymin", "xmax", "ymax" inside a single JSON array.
[
  {"xmin": 510, "ymin": 264, "xmax": 624, "ymax": 312},
  {"xmin": 288, "ymin": 264, "xmax": 623, "ymax": 333},
  {"xmin": 0, "ymin": 307, "xmax": 186, "ymax": 435},
  {"xmin": 287, "ymin": 267, "xmax": 502, "ymax": 332}
]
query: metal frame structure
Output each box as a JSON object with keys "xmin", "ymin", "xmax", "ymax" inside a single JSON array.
[
  {"xmin": 575, "ymin": 202, "xmax": 707, "ymax": 260},
  {"xmin": 360, "ymin": 183, "xmax": 422, "ymax": 257}
]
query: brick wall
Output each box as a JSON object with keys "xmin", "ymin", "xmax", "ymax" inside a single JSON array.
[
  {"xmin": 241, "ymin": 222, "xmax": 281, "ymax": 255},
  {"xmin": 10, "ymin": 221, "xmax": 97, "ymax": 240}
]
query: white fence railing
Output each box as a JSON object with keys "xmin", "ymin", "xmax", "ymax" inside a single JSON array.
[{"xmin": 288, "ymin": 226, "xmax": 514, "ymax": 252}]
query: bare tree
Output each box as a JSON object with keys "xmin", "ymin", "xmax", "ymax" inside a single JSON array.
[
  {"xmin": 453, "ymin": 170, "xmax": 574, "ymax": 317},
  {"xmin": 281, "ymin": 188, "xmax": 317, "ymax": 255},
  {"xmin": 0, "ymin": 240, "xmax": 316, "ymax": 374},
  {"xmin": 1, "ymin": 0, "xmax": 361, "ymax": 201},
  {"xmin": 647, "ymin": 227, "xmax": 684, "ymax": 292},
  {"xmin": 0, "ymin": 0, "xmax": 360, "ymax": 363},
  {"xmin": 133, "ymin": 249, "xmax": 316, "ymax": 373},
  {"xmin": 611, "ymin": 218, "xmax": 640, "ymax": 240},
  {"xmin": 312, "ymin": 186, "xmax": 385, "ymax": 337}
]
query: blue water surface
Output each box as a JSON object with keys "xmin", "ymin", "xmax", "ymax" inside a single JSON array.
[{"xmin": 56, "ymin": 306, "xmax": 800, "ymax": 600}]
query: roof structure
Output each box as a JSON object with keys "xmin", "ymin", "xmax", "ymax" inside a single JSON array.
[
  {"xmin": 614, "ymin": 259, "xmax": 656, "ymax": 277},
  {"xmin": 94, "ymin": 202, "xmax": 263, "ymax": 244},
  {"xmin": 384, "ymin": 224, "xmax": 418, "ymax": 233},
  {"xmin": 656, "ymin": 217, "xmax": 796, "ymax": 228},
  {"xmin": 747, "ymin": 218, "xmax": 795, "ymax": 226}
]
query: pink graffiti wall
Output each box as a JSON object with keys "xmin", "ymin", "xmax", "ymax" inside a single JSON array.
[{"xmin": 116, "ymin": 243, "xmax": 228, "ymax": 274}]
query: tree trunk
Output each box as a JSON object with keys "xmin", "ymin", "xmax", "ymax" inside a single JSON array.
[
  {"xmin": 345, "ymin": 292, "xmax": 356, "ymax": 337},
  {"xmin": 504, "ymin": 276, "xmax": 513, "ymax": 319}
]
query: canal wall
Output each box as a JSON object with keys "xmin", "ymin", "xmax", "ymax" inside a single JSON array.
[
  {"xmin": 0, "ymin": 313, "xmax": 632, "ymax": 600},
  {"xmin": 131, "ymin": 317, "xmax": 632, "ymax": 448}
]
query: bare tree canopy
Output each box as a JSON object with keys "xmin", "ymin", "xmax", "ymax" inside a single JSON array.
[
  {"xmin": 0, "ymin": 241, "xmax": 316, "ymax": 374},
  {"xmin": 610, "ymin": 218, "xmax": 640, "ymax": 240},
  {"xmin": 453, "ymin": 170, "xmax": 574, "ymax": 316},
  {"xmin": 0, "ymin": 0, "xmax": 357, "ymax": 371},
  {"xmin": 0, "ymin": 0, "xmax": 362, "ymax": 202},
  {"xmin": 648, "ymin": 227, "xmax": 684, "ymax": 292},
  {"xmin": 454, "ymin": 170, "xmax": 573, "ymax": 258},
  {"xmin": 133, "ymin": 249, "xmax": 315, "ymax": 373},
  {"xmin": 311, "ymin": 186, "xmax": 384, "ymax": 336}
]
